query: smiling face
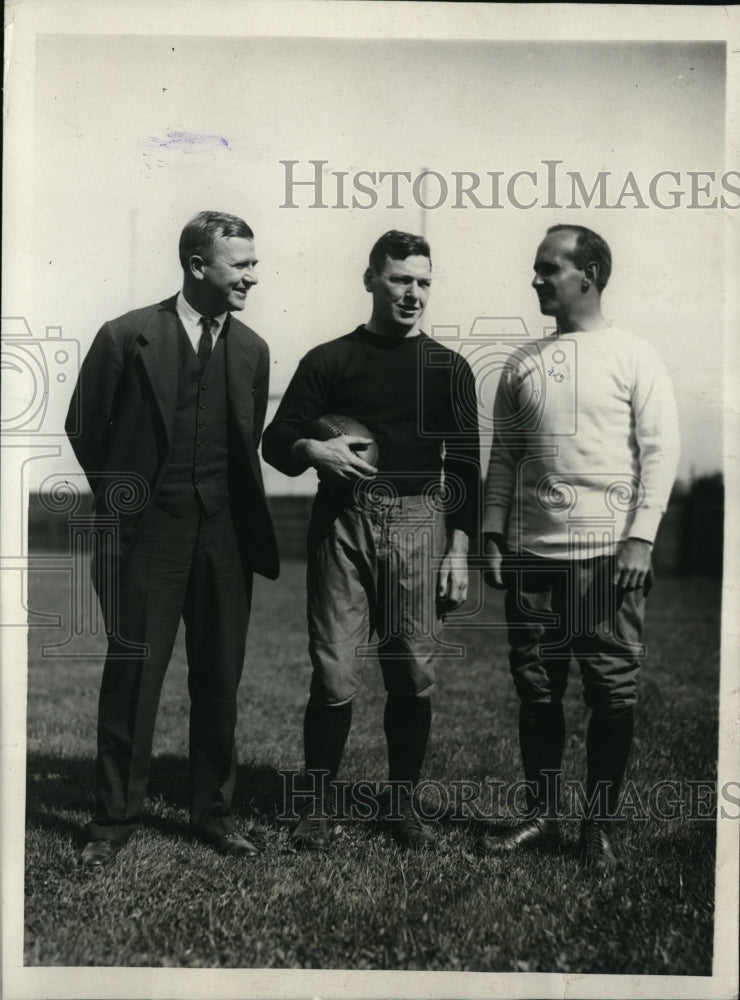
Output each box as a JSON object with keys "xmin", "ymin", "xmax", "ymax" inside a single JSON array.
[
  {"xmin": 192, "ymin": 235, "xmax": 258, "ymax": 313},
  {"xmin": 365, "ymin": 254, "xmax": 432, "ymax": 335},
  {"xmin": 531, "ymin": 230, "xmax": 585, "ymax": 321}
]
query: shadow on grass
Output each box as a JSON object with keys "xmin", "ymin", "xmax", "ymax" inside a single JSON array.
[{"xmin": 25, "ymin": 751, "xmax": 289, "ymax": 844}]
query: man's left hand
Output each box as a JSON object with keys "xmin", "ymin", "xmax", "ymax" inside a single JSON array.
[
  {"xmin": 613, "ymin": 537, "xmax": 653, "ymax": 592},
  {"xmin": 437, "ymin": 530, "xmax": 469, "ymax": 614}
]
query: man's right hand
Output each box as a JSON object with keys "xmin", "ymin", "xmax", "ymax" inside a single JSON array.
[
  {"xmin": 483, "ymin": 532, "xmax": 507, "ymax": 589},
  {"xmin": 294, "ymin": 436, "xmax": 378, "ymax": 481}
]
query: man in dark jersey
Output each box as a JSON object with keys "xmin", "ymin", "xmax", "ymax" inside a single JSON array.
[{"xmin": 262, "ymin": 231, "xmax": 480, "ymax": 849}]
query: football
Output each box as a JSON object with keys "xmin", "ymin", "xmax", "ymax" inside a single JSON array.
[{"xmin": 307, "ymin": 414, "xmax": 379, "ymax": 466}]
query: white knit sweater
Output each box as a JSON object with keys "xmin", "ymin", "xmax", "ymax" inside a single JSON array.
[{"xmin": 483, "ymin": 326, "xmax": 680, "ymax": 559}]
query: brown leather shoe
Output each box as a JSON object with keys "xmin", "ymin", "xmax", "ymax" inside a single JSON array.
[
  {"xmin": 80, "ymin": 840, "xmax": 123, "ymax": 868},
  {"xmin": 579, "ymin": 819, "xmax": 617, "ymax": 874},
  {"xmin": 208, "ymin": 831, "xmax": 260, "ymax": 857},
  {"xmin": 478, "ymin": 816, "xmax": 560, "ymax": 856}
]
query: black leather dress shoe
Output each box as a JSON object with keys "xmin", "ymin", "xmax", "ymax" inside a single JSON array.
[
  {"xmin": 477, "ymin": 816, "xmax": 560, "ymax": 856},
  {"xmin": 290, "ymin": 813, "xmax": 330, "ymax": 851},
  {"xmin": 208, "ymin": 831, "xmax": 260, "ymax": 857},
  {"xmin": 80, "ymin": 840, "xmax": 123, "ymax": 868}
]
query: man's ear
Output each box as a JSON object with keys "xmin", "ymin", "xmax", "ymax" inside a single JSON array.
[
  {"xmin": 363, "ymin": 267, "xmax": 375, "ymax": 292},
  {"xmin": 188, "ymin": 254, "xmax": 206, "ymax": 281},
  {"xmin": 584, "ymin": 261, "xmax": 599, "ymax": 287}
]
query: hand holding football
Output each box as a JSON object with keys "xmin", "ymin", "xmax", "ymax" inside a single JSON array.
[{"xmin": 307, "ymin": 414, "xmax": 380, "ymax": 468}]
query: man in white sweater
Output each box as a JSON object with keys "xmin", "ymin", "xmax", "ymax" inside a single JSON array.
[{"xmin": 482, "ymin": 225, "xmax": 680, "ymax": 872}]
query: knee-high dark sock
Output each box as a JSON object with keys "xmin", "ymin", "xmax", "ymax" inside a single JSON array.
[
  {"xmin": 519, "ymin": 702, "xmax": 566, "ymax": 817},
  {"xmin": 384, "ymin": 694, "xmax": 432, "ymax": 786},
  {"xmin": 303, "ymin": 699, "xmax": 352, "ymax": 791},
  {"xmin": 586, "ymin": 706, "xmax": 634, "ymax": 818}
]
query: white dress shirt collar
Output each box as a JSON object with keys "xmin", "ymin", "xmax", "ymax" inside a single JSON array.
[{"xmin": 176, "ymin": 291, "xmax": 227, "ymax": 352}]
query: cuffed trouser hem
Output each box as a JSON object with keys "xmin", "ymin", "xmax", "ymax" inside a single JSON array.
[{"xmin": 84, "ymin": 819, "xmax": 140, "ymax": 845}]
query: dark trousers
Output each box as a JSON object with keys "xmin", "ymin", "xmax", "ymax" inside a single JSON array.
[
  {"xmin": 88, "ymin": 499, "xmax": 251, "ymax": 842},
  {"xmin": 505, "ymin": 554, "xmax": 646, "ymax": 712}
]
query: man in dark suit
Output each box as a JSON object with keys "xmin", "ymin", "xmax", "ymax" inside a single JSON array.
[{"xmin": 66, "ymin": 210, "xmax": 279, "ymax": 867}]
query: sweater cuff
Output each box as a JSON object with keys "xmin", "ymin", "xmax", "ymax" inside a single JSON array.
[
  {"xmin": 628, "ymin": 506, "xmax": 664, "ymax": 545},
  {"xmin": 482, "ymin": 505, "xmax": 509, "ymax": 537},
  {"xmin": 261, "ymin": 423, "xmax": 303, "ymax": 475},
  {"xmin": 446, "ymin": 505, "xmax": 475, "ymax": 538}
]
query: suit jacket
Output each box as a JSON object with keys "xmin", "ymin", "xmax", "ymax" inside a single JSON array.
[{"xmin": 65, "ymin": 295, "xmax": 279, "ymax": 580}]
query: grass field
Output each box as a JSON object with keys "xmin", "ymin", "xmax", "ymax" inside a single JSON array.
[{"xmin": 24, "ymin": 561, "xmax": 721, "ymax": 974}]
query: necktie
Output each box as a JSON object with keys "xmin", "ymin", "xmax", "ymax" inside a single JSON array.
[{"xmin": 198, "ymin": 316, "xmax": 216, "ymax": 369}]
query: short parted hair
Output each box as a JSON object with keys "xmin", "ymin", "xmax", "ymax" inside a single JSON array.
[
  {"xmin": 547, "ymin": 224, "xmax": 612, "ymax": 292},
  {"xmin": 178, "ymin": 211, "xmax": 254, "ymax": 270},
  {"xmin": 368, "ymin": 230, "xmax": 431, "ymax": 274}
]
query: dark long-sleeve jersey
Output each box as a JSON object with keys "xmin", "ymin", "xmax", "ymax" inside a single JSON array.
[{"xmin": 262, "ymin": 326, "xmax": 480, "ymax": 536}]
